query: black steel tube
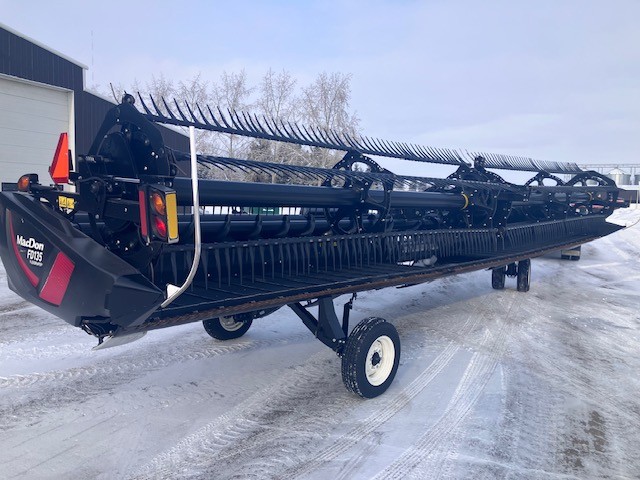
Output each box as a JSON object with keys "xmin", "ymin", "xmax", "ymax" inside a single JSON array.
[
  {"xmin": 512, "ymin": 192, "xmax": 593, "ymax": 207},
  {"xmin": 172, "ymin": 177, "xmax": 466, "ymax": 209}
]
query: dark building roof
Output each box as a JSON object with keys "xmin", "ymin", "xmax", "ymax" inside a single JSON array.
[{"xmin": 0, "ymin": 23, "xmax": 85, "ymax": 90}]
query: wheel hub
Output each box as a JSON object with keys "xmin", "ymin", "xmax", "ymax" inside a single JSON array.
[
  {"xmin": 220, "ymin": 316, "xmax": 244, "ymax": 332},
  {"xmin": 371, "ymin": 351, "xmax": 382, "ymax": 367},
  {"xmin": 365, "ymin": 335, "xmax": 395, "ymax": 386}
]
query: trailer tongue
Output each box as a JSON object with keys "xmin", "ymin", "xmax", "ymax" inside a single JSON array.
[{"xmin": 0, "ymin": 94, "xmax": 628, "ymax": 397}]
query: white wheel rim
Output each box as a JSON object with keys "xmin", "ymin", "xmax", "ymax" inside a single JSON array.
[
  {"xmin": 365, "ymin": 335, "xmax": 395, "ymax": 386},
  {"xmin": 220, "ymin": 316, "xmax": 244, "ymax": 332}
]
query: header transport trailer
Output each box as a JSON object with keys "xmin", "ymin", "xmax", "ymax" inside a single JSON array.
[{"xmin": 0, "ymin": 95, "xmax": 628, "ymax": 398}]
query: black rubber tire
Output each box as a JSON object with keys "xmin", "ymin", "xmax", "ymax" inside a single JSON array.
[
  {"xmin": 341, "ymin": 317, "xmax": 401, "ymax": 399},
  {"xmin": 203, "ymin": 316, "xmax": 252, "ymax": 340},
  {"xmin": 516, "ymin": 259, "xmax": 531, "ymax": 292},
  {"xmin": 491, "ymin": 266, "xmax": 506, "ymax": 290}
]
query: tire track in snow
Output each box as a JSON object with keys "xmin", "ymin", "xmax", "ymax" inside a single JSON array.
[
  {"xmin": 131, "ymin": 350, "xmax": 339, "ymax": 479},
  {"xmin": 0, "ymin": 331, "xmax": 314, "ymax": 435},
  {"xmin": 286, "ymin": 341, "xmax": 461, "ymax": 479},
  {"xmin": 370, "ymin": 293, "xmax": 517, "ymax": 480},
  {"xmin": 0, "ymin": 307, "xmax": 72, "ymax": 347},
  {"xmin": 0, "ymin": 331, "xmax": 311, "ymax": 389},
  {"xmin": 0, "ymin": 299, "xmax": 30, "ymax": 314},
  {"xmin": 282, "ymin": 298, "xmax": 490, "ymax": 480},
  {"xmin": 133, "ymin": 303, "xmax": 483, "ymax": 479},
  {"xmin": 239, "ymin": 291, "xmax": 501, "ymax": 479},
  {"xmin": 207, "ymin": 294, "xmax": 499, "ymax": 479},
  {"xmin": 132, "ymin": 283, "xmax": 496, "ymax": 479}
]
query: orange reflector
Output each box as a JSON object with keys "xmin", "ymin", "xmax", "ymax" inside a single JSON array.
[
  {"xmin": 151, "ymin": 192, "xmax": 166, "ymax": 216},
  {"xmin": 165, "ymin": 192, "xmax": 179, "ymax": 243},
  {"xmin": 17, "ymin": 175, "xmax": 31, "ymax": 192},
  {"xmin": 50, "ymin": 133, "xmax": 69, "ymax": 184}
]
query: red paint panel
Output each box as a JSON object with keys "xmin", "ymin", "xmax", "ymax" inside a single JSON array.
[{"xmin": 39, "ymin": 252, "xmax": 75, "ymax": 306}]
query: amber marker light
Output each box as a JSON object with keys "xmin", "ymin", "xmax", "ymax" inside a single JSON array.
[
  {"xmin": 17, "ymin": 175, "xmax": 31, "ymax": 192},
  {"xmin": 151, "ymin": 192, "xmax": 166, "ymax": 216}
]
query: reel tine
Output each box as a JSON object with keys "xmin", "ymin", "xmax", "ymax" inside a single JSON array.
[
  {"xmin": 240, "ymin": 111, "xmax": 258, "ymax": 134},
  {"xmin": 301, "ymin": 124, "xmax": 317, "ymax": 143},
  {"xmin": 137, "ymin": 92, "xmax": 154, "ymax": 116},
  {"xmin": 229, "ymin": 109, "xmax": 245, "ymax": 131},
  {"xmin": 442, "ymin": 148, "xmax": 458, "ymax": 163},
  {"xmin": 196, "ymin": 103, "xmax": 212, "ymax": 126},
  {"xmin": 389, "ymin": 140, "xmax": 408, "ymax": 157},
  {"xmin": 288, "ymin": 121, "xmax": 307, "ymax": 142},
  {"xmin": 148, "ymin": 94, "xmax": 164, "ymax": 117},
  {"xmin": 369, "ymin": 137, "xmax": 389, "ymax": 156},
  {"xmin": 317, "ymin": 127, "xmax": 334, "ymax": 146},
  {"xmin": 173, "ymin": 99, "xmax": 189, "ymax": 122},
  {"xmin": 357, "ymin": 135, "xmax": 375, "ymax": 153},
  {"xmin": 325, "ymin": 128, "xmax": 344, "ymax": 148},
  {"xmin": 279, "ymin": 119, "xmax": 298, "ymax": 141},
  {"xmin": 184, "ymin": 101, "xmax": 200, "ymax": 124},
  {"xmin": 344, "ymin": 132, "xmax": 364, "ymax": 151},
  {"xmin": 452, "ymin": 149, "xmax": 467, "ymax": 165},
  {"xmin": 432, "ymin": 147, "xmax": 449, "ymax": 163},
  {"xmin": 271, "ymin": 118, "xmax": 289, "ymax": 138},
  {"xmin": 409, "ymin": 143, "xmax": 425, "ymax": 160},
  {"xmin": 415, "ymin": 144, "xmax": 433, "ymax": 160},
  {"xmin": 438, "ymin": 147, "xmax": 453, "ymax": 163},
  {"xmin": 161, "ymin": 97, "xmax": 177, "ymax": 120},
  {"xmin": 206, "ymin": 105, "xmax": 223, "ymax": 128},
  {"xmin": 262, "ymin": 115, "xmax": 277, "ymax": 137},
  {"xmin": 400, "ymin": 142, "xmax": 414, "ymax": 158},
  {"xmin": 252, "ymin": 113, "xmax": 272, "ymax": 137},
  {"xmin": 308, "ymin": 125, "xmax": 326, "ymax": 145},
  {"xmin": 284, "ymin": 121, "xmax": 303, "ymax": 142},
  {"xmin": 217, "ymin": 107, "xmax": 233, "ymax": 129},
  {"xmin": 394, "ymin": 141, "xmax": 412, "ymax": 157}
]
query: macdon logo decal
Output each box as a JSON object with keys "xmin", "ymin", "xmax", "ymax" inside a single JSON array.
[{"xmin": 16, "ymin": 235, "xmax": 45, "ymax": 267}]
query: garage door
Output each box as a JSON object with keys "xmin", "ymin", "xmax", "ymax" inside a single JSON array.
[{"xmin": 0, "ymin": 74, "xmax": 73, "ymax": 187}]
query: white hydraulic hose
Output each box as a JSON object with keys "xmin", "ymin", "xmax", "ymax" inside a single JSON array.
[{"xmin": 161, "ymin": 126, "xmax": 201, "ymax": 308}]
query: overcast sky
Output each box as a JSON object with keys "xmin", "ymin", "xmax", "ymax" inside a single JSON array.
[{"xmin": 1, "ymin": 0, "xmax": 638, "ymax": 176}]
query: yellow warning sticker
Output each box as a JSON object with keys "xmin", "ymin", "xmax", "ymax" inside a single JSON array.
[{"xmin": 58, "ymin": 196, "xmax": 75, "ymax": 209}]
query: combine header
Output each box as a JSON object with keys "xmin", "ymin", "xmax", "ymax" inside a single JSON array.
[{"xmin": 0, "ymin": 94, "xmax": 628, "ymax": 398}]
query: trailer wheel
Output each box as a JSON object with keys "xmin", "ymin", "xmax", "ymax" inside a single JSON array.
[
  {"xmin": 341, "ymin": 317, "xmax": 400, "ymax": 399},
  {"xmin": 516, "ymin": 259, "xmax": 531, "ymax": 292},
  {"xmin": 203, "ymin": 316, "xmax": 252, "ymax": 340},
  {"xmin": 491, "ymin": 266, "xmax": 506, "ymax": 290}
]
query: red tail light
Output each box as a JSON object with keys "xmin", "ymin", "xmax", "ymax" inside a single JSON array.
[{"xmin": 153, "ymin": 217, "xmax": 167, "ymax": 238}]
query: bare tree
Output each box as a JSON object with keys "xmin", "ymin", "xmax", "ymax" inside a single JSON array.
[
  {"xmin": 144, "ymin": 73, "xmax": 177, "ymax": 109},
  {"xmin": 175, "ymin": 73, "xmax": 217, "ymax": 155},
  {"xmin": 211, "ymin": 70, "xmax": 255, "ymax": 161},
  {"xmin": 250, "ymin": 69, "xmax": 307, "ymax": 171},
  {"xmin": 300, "ymin": 72, "xmax": 360, "ymax": 169}
]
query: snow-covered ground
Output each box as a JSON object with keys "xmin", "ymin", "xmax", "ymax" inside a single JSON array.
[{"xmin": 1, "ymin": 208, "xmax": 639, "ymax": 479}]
